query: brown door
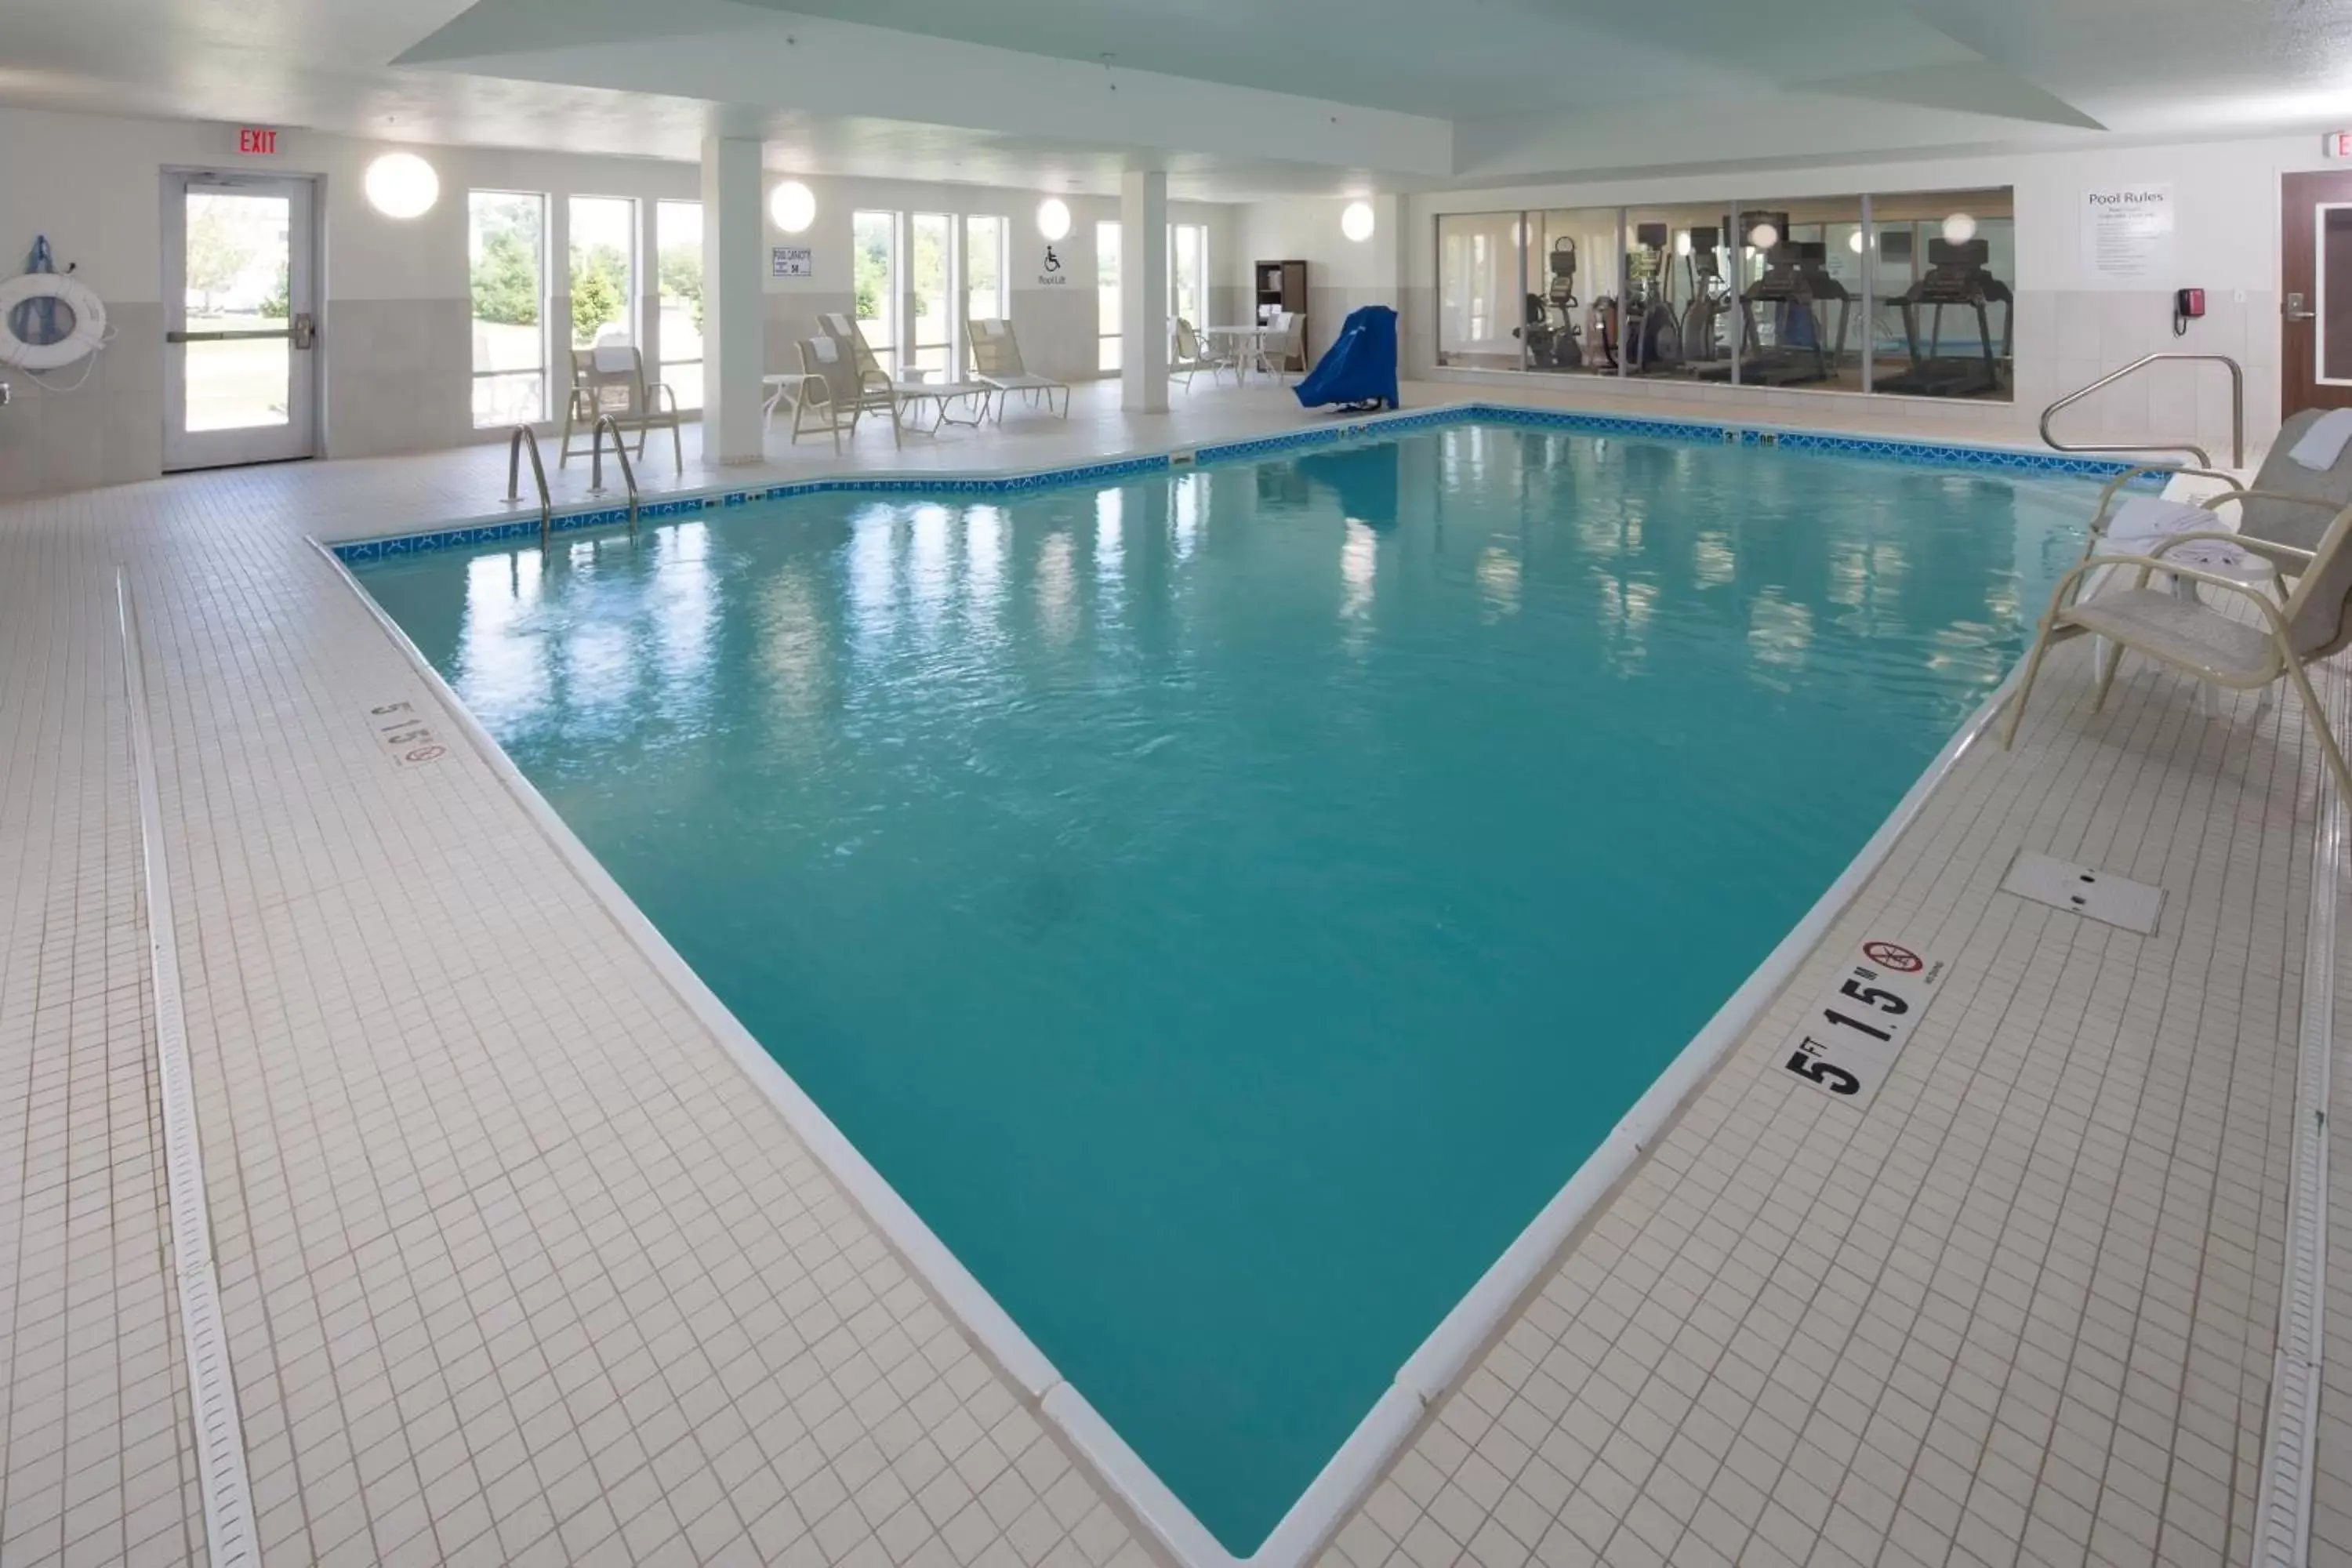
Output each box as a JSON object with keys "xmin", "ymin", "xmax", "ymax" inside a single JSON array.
[{"xmin": 2283, "ymin": 172, "xmax": 2352, "ymax": 418}]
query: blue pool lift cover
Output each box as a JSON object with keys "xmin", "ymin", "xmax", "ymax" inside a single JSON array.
[{"xmin": 1294, "ymin": 304, "xmax": 1399, "ymax": 411}]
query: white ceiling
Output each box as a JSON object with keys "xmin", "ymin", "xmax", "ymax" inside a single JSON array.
[
  {"xmin": 719, "ymin": 0, "xmax": 1987, "ymax": 122},
  {"xmin": 2, "ymin": 0, "xmax": 2351, "ymax": 197}
]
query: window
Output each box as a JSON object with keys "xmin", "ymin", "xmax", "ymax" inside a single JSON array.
[
  {"xmin": 1098, "ymin": 221, "xmax": 1121, "ymax": 372},
  {"xmin": 910, "ymin": 212, "xmax": 953, "ymax": 376},
  {"xmin": 1624, "ymin": 203, "xmax": 1734, "ymax": 376},
  {"xmin": 1731, "ymin": 198, "xmax": 1859, "ymax": 390},
  {"xmin": 470, "ymin": 190, "xmax": 546, "ymax": 426},
  {"xmin": 1867, "ymin": 189, "xmax": 2014, "ymax": 401},
  {"xmin": 1520, "ymin": 209, "xmax": 1624, "ymax": 376},
  {"xmin": 1430, "ymin": 187, "xmax": 2016, "ymax": 401},
  {"xmin": 965, "ymin": 215, "xmax": 1007, "ymax": 339},
  {"xmin": 854, "ymin": 210, "xmax": 898, "ymax": 366},
  {"xmin": 655, "ymin": 199, "xmax": 702, "ymax": 410},
  {"xmin": 1169, "ymin": 222, "xmax": 1207, "ymax": 338},
  {"xmin": 1436, "ymin": 212, "xmax": 1517, "ymax": 368},
  {"xmin": 568, "ymin": 195, "xmax": 636, "ymax": 350}
]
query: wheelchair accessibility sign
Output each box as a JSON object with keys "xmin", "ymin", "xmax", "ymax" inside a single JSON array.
[{"xmin": 1778, "ymin": 938, "xmax": 1946, "ymax": 1109}]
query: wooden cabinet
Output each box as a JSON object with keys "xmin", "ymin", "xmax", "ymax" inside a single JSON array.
[{"xmin": 1255, "ymin": 260, "xmax": 1308, "ymax": 371}]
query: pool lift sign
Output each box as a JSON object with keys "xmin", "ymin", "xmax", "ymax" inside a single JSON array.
[{"xmin": 1779, "ymin": 938, "xmax": 1945, "ymax": 1108}]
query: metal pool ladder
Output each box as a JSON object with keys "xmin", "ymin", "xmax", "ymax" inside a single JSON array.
[
  {"xmin": 590, "ymin": 414, "xmax": 641, "ymax": 538},
  {"xmin": 2039, "ymin": 352, "xmax": 2244, "ymax": 469},
  {"xmin": 505, "ymin": 424, "xmax": 554, "ymax": 550}
]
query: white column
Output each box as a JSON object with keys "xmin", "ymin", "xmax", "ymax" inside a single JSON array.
[
  {"xmin": 701, "ymin": 136, "xmax": 765, "ymax": 466},
  {"xmin": 1120, "ymin": 169, "xmax": 1169, "ymax": 414}
]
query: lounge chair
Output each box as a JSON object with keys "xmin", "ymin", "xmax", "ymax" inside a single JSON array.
[
  {"xmin": 788, "ymin": 336, "xmax": 901, "ymax": 452},
  {"xmin": 2002, "ymin": 430, "xmax": 2352, "ymax": 800},
  {"xmin": 1170, "ymin": 318, "xmax": 1241, "ymax": 392},
  {"xmin": 2071, "ymin": 408, "xmax": 2352, "ymax": 584},
  {"xmin": 816, "ymin": 312, "xmax": 902, "ymax": 430},
  {"xmin": 967, "ymin": 318, "xmax": 1069, "ymax": 421},
  {"xmin": 559, "ymin": 342, "xmax": 683, "ymax": 470}
]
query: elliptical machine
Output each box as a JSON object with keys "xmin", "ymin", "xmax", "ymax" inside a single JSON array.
[
  {"xmin": 1676, "ymin": 227, "xmax": 1732, "ymax": 374},
  {"xmin": 1621, "ymin": 223, "xmax": 1681, "ymax": 373}
]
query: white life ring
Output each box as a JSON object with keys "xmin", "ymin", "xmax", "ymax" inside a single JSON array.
[{"xmin": 0, "ymin": 271, "xmax": 108, "ymax": 372}]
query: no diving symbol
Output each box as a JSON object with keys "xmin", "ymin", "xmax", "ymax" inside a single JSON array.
[{"xmin": 1862, "ymin": 940, "xmax": 1923, "ymax": 974}]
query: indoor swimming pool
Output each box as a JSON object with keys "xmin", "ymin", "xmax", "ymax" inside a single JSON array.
[{"xmin": 353, "ymin": 423, "xmax": 2096, "ymax": 1555}]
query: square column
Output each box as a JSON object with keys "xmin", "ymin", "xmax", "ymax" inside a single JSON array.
[
  {"xmin": 1120, "ymin": 170, "xmax": 1169, "ymax": 414},
  {"xmin": 701, "ymin": 136, "xmax": 766, "ymax": 466}
]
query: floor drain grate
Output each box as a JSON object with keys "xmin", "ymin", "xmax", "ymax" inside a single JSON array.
[{"xmin": 2000, "ymin": 849, "xmax": 2164, "ymax": 935}]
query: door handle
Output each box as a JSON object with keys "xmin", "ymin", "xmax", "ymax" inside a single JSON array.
[
  {"xmin": 2286, "ymin": 293, "xmax": 2317, "ymax": 322},
  {"xmin": 167, "ymin": 328, "xmax": 294, "ymax": 343},
  {"xmin": 292, "ymin": 312, "xmax": 317, "ymax": 350}
]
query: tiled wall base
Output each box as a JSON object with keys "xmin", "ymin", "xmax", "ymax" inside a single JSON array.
[{"xmin": 0, "ymin": 300, "xmax": 164, "ymax": 496}]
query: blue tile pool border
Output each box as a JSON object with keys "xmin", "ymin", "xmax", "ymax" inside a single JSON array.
[{"xmin": 330, "ymin": 404, "xmax": 2161, "ymax": 564}]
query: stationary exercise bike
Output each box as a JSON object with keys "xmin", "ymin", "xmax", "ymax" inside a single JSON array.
[{"xmin": 1514, "ymin": 238, "xmax": 1586, "ymax": 370}]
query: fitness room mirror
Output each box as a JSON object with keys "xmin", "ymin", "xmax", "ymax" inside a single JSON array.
[
  {"xmin": 1617, "ymin": 205, "xmax": 1735, "ymax": 379},
  {"xmin": 1866, "ymin": 188, "xmax": 2015, "ymax": 401},
  {"xmin": 1518, "ymin": 209, "xmax": 1621, "ymax": 376}
]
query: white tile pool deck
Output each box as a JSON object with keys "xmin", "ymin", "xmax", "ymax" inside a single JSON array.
[{"xmin": 0, "ymin": 377, "xmax": 2340, "ymax": 1568}]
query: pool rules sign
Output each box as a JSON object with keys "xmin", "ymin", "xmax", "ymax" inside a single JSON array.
[{"xmin": 1777, "ymin": 938, "xmax": 1946, "ymax": 1108}]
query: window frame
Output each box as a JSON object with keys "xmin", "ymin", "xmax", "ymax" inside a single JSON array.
[
  {"xmin": 964, "ymin": 213, "xmax": 1008, "ymax": 357},
  {"xmin": 853, "ymin": 209, "xmax": 902, "ymax": 367},
  {"xmin": 655, "ymin": 198, "xmax": 704, "ymax": 411},
  {"xmin": 908, "ymin": 212, "xmax": 956, "ymax": 376},
  {"xmin": 565, "ymin": 194, "xmax": 638, "ymax": 352},
  {"xmin": 1097, "ymin": 220, "xmax": 1122, "ymax": 372},
  {"xmin": 468, "ymin": 188, "xmax": 550, "ymax": 429}
]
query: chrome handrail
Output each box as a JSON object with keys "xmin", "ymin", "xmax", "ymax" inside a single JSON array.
[
  {"xmin": 590, "ymin": 415, "xmax": 640, "ymax": 538},
  {"xmin": 505, "ymin": 425, "xmax": 554, "ymax": 550},
  {"xmin": 2039, "ymin": 352, "xmax": 2243, "ymax": 470}
]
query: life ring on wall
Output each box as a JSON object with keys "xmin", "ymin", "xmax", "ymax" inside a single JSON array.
[{"xmin": 0, "ymin": 270, "xmax": 108, "ymax": 372}]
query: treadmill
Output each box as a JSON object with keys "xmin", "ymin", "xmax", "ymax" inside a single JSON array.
[
  {"xmin": 1878, "ymin": 238, "xmax": 2011, "ymax": 397},
  {"xmin": 1694, "ymin": 237, "xmax": 1849, "ymax": 386}
]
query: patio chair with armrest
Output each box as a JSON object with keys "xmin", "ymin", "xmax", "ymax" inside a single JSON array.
[{"xmin": 560, "ymin": 343, "xmax": 683, "ymax": 470}]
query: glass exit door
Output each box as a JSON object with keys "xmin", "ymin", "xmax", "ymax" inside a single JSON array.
[{"xmin": 163, "ymin": 172, "xmax": 318, "ymax": 470}]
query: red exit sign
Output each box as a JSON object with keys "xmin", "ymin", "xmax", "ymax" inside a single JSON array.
[{"xmin": 238, "ymin": 126, "xmax": 279, "ymax": 155}]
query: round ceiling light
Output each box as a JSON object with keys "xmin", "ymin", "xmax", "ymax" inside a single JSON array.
[
  {"xmin": 1942, "ymin": 212, "xmax": 1979, "ymax": 244},
  {"xmin": 1341, "ymin": 200, "xmax": 1376, "ymax": 242},
  {"xmin": 363, "ymin": 152, "xmax": 439, "ymax": 220},
  {"xmin": 1748, "ymin": 221, "xmax": 1780, "ymax": 252},
  {"xmin": 770, "ymin": 180, "xmax": 816, "ymax": 234},
  {"xmin": 1037, "ymin": 198, "xmax": 1073, "ymax": 241},
  {"xmin": 1675, "ymin": 230, "xmax": 1693, "ymax": 257},
  {"xmin": 1849, "ymin": 230, "xmax": 1865, "ymax": 253}
]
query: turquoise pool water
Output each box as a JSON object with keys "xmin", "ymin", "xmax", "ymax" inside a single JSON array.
[{"xmin": 357, "ymin": 424, "xmax": 2090, "ymax": 1552}]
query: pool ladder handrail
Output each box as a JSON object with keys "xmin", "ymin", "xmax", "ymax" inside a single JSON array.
[
  {"xmin": 504, "ymin": 424, "xmax": 554, "ymax": 550},
  {"xmin": 589, "ymin": 414, "xmax": 641, "ymax": 538},
  {"xmin": 2039, "ymin": 352, "xmax": 2243, "ymax": 470}
]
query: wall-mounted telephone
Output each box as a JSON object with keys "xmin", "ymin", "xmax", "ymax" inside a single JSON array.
[{"xmin": 2173, "ymin": 287, "xmax": 2205, "ymax": 337}]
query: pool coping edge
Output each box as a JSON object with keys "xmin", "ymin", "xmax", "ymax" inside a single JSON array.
[
  {"xmin": 325, "ymin": 400, "xmax": 2158, "ymax": 563},
  {"xmin": 308, "ymin": 444, "xmax": 2041, "ymax": 1568}
]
